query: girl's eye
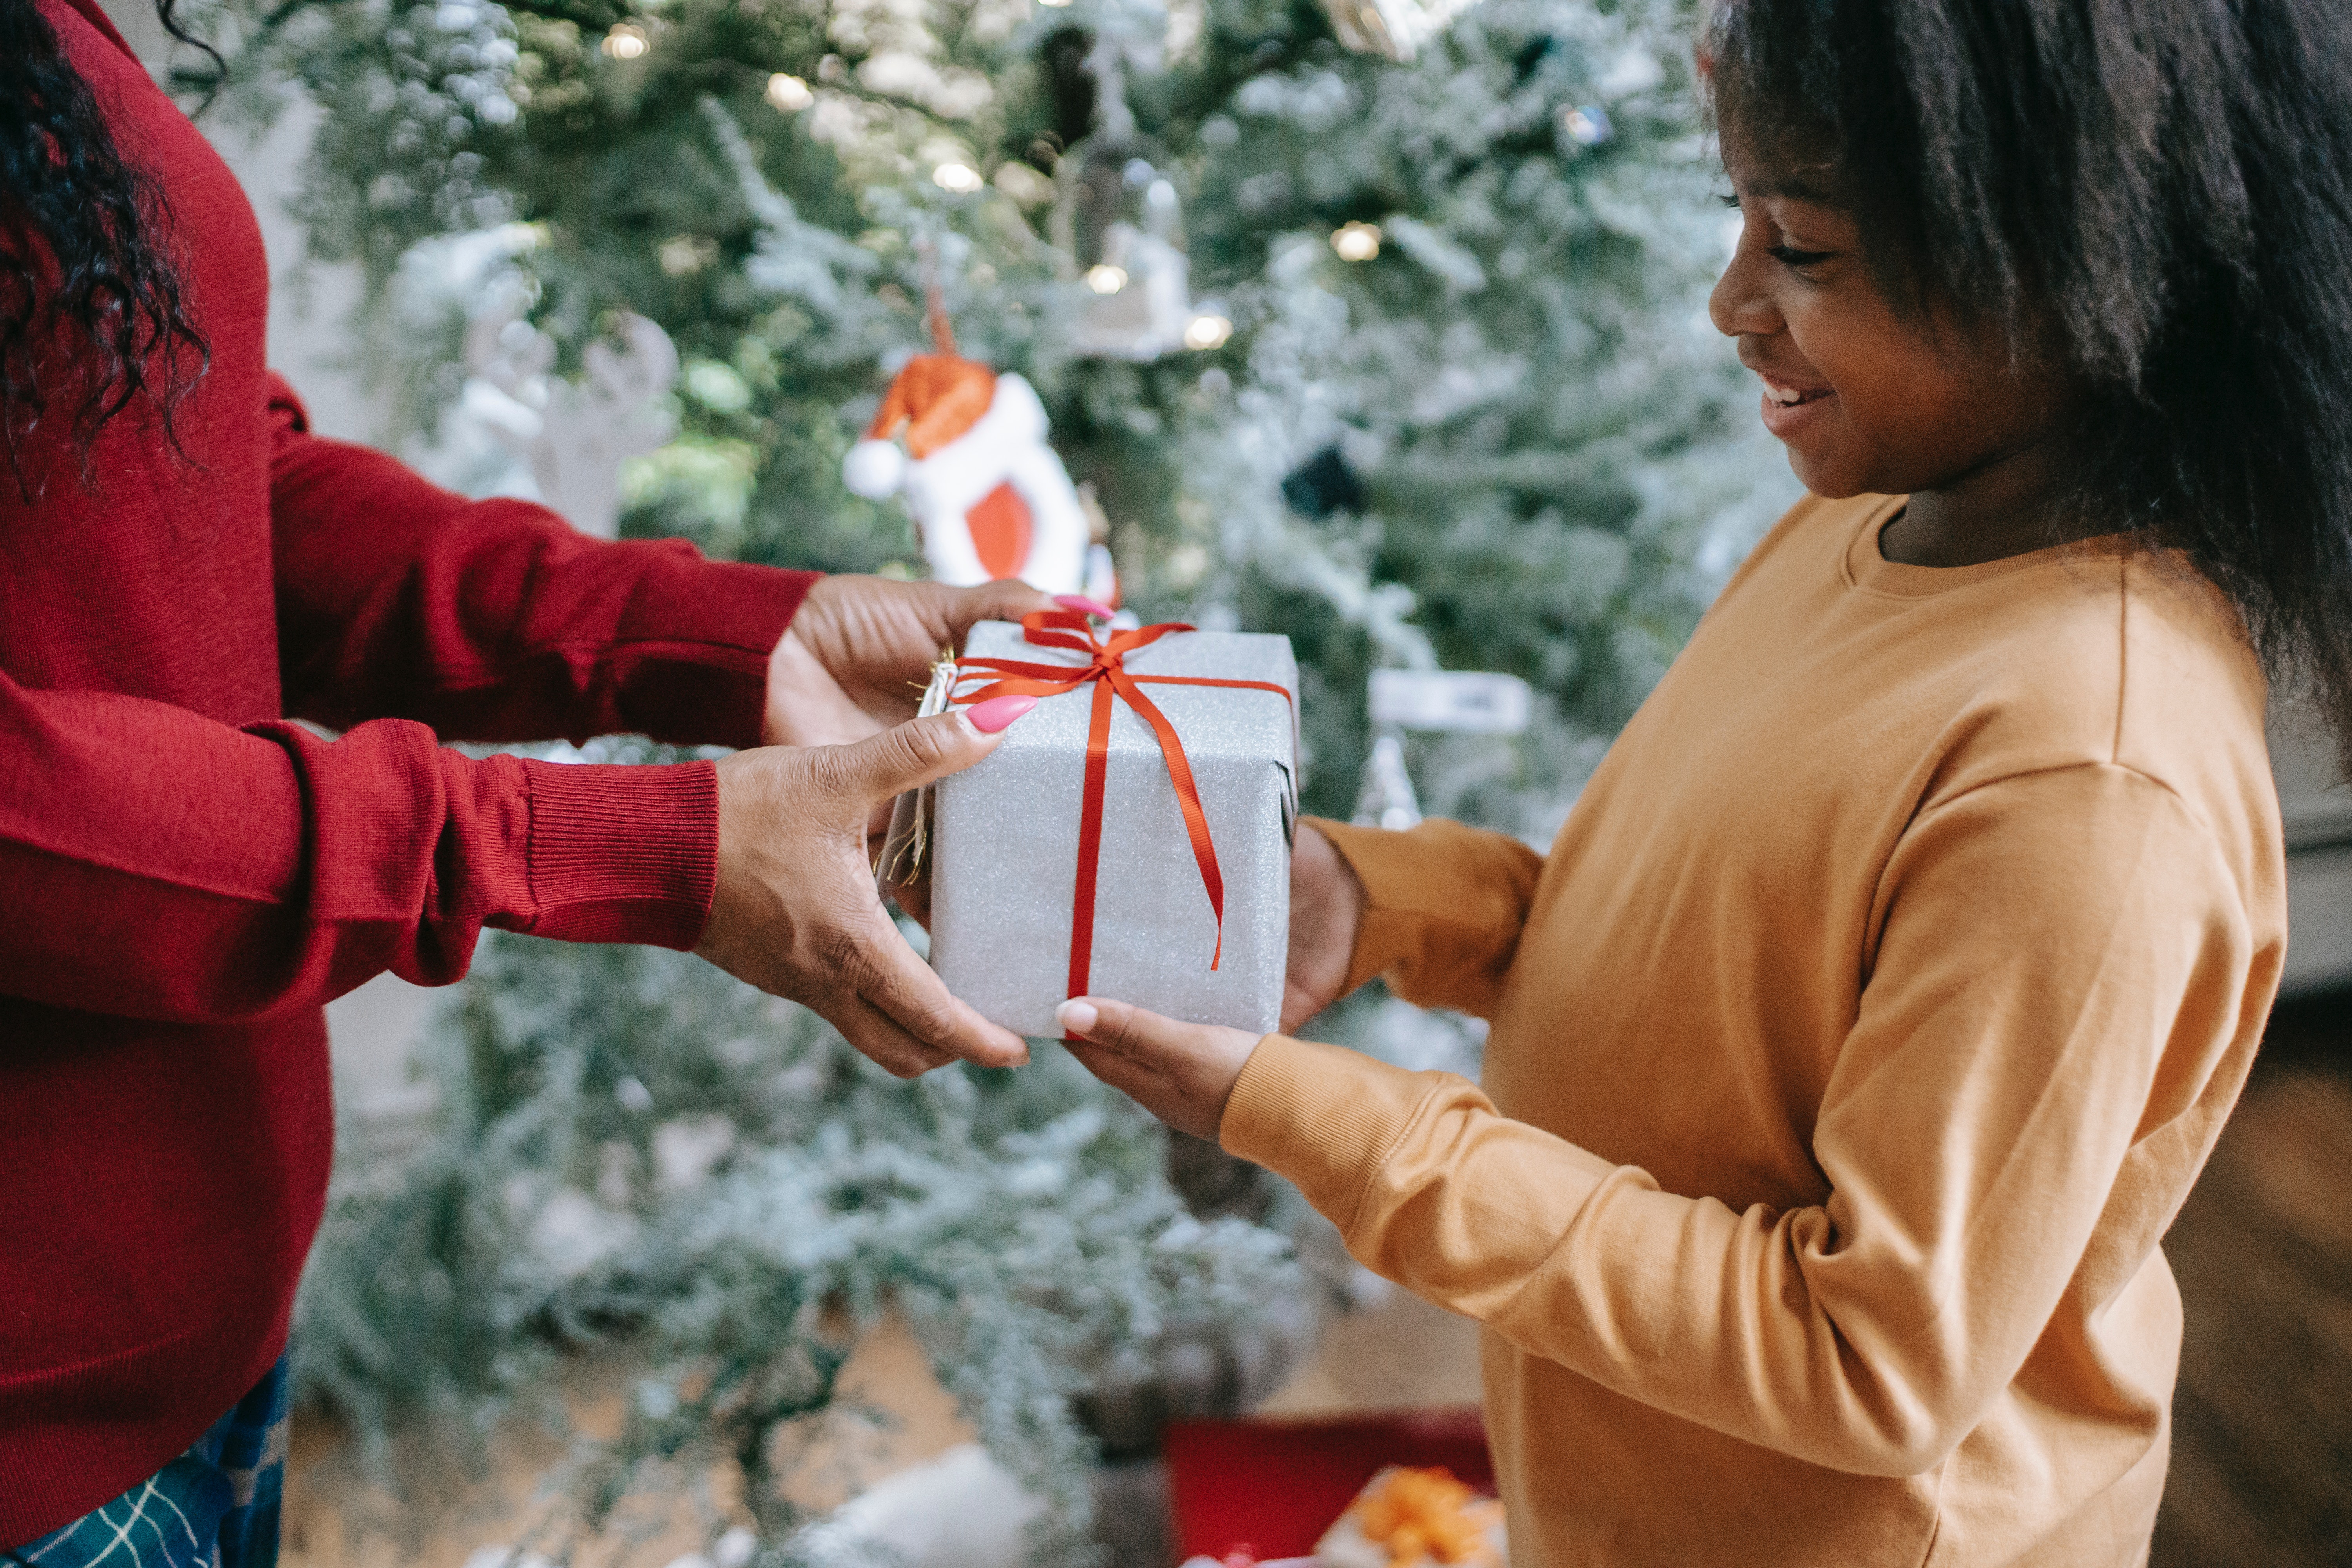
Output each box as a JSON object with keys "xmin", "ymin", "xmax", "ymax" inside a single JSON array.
[
  {"xmin": 1717, "ymin": 192, "xmax": 1743, "ymax": 209},
  {"xmin": 1767, "ymin": 244, "xmax": 1835, "ymax": 270}
]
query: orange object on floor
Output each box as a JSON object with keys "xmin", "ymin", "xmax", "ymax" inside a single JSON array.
[{"xmin": 1349, "ymin": 1467, "xmax": 1496, "ymax": 1566}]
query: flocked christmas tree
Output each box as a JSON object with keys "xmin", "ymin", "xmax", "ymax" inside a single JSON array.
[{"xmin": 180, "ymin": 0, "xmax": 1794, "ymax": 1559}]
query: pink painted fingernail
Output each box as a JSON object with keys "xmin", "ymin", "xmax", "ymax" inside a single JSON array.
[
  {"xmin": 1054, "ymin": 594, "xmax": 1116, "ymax": 619},
  {"xmin": 967, "ymin": 694, "xmax": 1037, "ymax": 733}
]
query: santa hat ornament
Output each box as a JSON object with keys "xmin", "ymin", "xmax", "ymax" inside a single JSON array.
[{"xmin": 843, "ymin": 301, "xmax": 1112, "ymax": 601}]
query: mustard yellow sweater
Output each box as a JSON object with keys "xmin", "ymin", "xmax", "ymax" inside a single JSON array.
[{"xmin": 1224, "ymin": 494, "xmax": 2286, "ymax": 1566}]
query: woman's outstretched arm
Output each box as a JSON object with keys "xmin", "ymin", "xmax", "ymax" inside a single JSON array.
[{"xmin": 266, "ymin": 375, "xmax": 813, "ymax": 749}]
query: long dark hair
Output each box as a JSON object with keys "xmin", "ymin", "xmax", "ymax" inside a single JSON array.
[
  {"xmin": 0, "ymin": 0, "xmax": 218, "ymax": 495},
  {"xmin": 1706, "ymin": 0, "xmax": 2352, "ymax": 777}
]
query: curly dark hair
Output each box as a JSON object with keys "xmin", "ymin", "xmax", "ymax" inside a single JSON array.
[
  {"xmin": 1706, "ymin": 0, "xmax": 2352, "ymax": 777},
  {"xmin": 0, "ymin": 0, "xmax": 218, "ymax": 497}
]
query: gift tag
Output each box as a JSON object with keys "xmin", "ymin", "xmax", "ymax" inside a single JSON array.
[{"xmin": 873, "ymin": 650, "xmax": 961, "ymax": 908}]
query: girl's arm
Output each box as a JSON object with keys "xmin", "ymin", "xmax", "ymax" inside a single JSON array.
[
  {"xmin": 1229, "ymin": 764, "xmax": 2265, "ymax": 1475},
  {"xmin": 1308, "ymin": 816, "xmax": 1545, "ymax": 1019}
]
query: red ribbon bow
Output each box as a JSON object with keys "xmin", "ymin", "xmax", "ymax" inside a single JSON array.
[{"xmin": 955, "ymin": 610, "xmax": 1293, "ymax": 1016}]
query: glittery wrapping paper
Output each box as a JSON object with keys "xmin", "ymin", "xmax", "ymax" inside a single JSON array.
[{"xmin": 930, "ymin": 622, "xmax": 1299, "ymax": 1038}]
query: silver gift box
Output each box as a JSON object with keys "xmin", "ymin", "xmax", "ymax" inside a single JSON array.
[{"xmin": 929, "ymin": 621, "xmax": 1299, "ymax": 1039}]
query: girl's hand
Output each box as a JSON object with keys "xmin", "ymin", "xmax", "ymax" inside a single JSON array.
[
  {"xmin": 1056, "ymin": 997, "xmax": 1266, "ymax": 1142},
  {"xmin": 1283, "ymin": 819, "xmax": 1366, "ymax": 1031}
]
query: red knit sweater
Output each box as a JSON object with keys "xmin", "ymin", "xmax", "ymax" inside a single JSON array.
[{"xmin": 0, "ymin": 2, "xmax": 815, "ymax": 1539}]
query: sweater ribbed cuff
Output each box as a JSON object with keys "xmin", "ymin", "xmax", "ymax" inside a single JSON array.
[
  {"xmin": 519, "ymin": 758, "xmax": 719, "ymax": 949},
  {"xmin": 1301, "ymin": 817, "xmax": 1434, "ymax": 996},
  {"xmin": 1220, "ymin": 1033, "xmax": 1442, "ymax": 1238}
]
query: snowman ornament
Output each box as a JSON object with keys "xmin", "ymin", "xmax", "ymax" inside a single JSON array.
[{"xmin": 842, "ymin": 324, "xmax": 1112, "ymax": 599}]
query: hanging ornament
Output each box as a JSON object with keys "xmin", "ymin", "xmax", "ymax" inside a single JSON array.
[
  {"xmin": 1071, "ymin": 162, "xmax": 1200, "ymax": 359},
  {"xmin": 841, "ymin": 296, "xmax": 1105, "ymax": 598},
  {"xmin": 456, "ymin": 296, "xmax": 678, "ymax": 541},
  {"xmin": 1319, "ymin": 0, "xmax": 1484, "ymax": 60},
  {"xmin": 1048, "ymin": 33, "xmax": 1226, "ymax": 361}
]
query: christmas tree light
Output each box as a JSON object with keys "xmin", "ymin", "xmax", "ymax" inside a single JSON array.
[{"xmin": 1331, "ymin": 221, "xmax": 1384, "ymax": 261}]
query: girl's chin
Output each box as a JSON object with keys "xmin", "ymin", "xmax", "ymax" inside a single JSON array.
[
  {"xmin": 1781, "ymin": 446, "xmax": 1873, "ymax": 500},
  {"xmin": 1761, "ymin": 394, "xmax": 1865, "ymax": 493}
]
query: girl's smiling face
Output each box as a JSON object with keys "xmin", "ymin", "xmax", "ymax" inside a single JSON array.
[{"xmin": 1708, "ymin": 140, "xmax": 2067, "ymax": 506}]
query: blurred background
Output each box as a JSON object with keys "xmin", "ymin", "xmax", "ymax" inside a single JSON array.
[{"xmin": 100, "ymin": 0, "xmax": 2352, "ymax": 1561}]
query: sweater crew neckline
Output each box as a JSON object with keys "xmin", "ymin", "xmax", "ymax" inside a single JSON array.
[{"xmin": 1841, "ymin": 494, "xmax": 2129, "ymax": 599}]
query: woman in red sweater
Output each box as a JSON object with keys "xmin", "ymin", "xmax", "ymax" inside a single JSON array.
[{"xmin": 0, "ymin": 2, "xmax": 1042, "ymax": 1559}]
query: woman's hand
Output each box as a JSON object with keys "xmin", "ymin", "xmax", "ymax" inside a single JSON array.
[
  {"xmin": 697, "ymin": 699, "xmax": 1036, "ymax": 1078},
  {"xmin": 762, "ymin": 575, "xmax": 1053, "ymax": 750},
  {"xmin": 1283, "ymin": 818, "xmax": 1366, "ymax": 1031},
  {"xmin": 1056, "ymin": 996, "xmax": 1266, "ymax": 1142}
]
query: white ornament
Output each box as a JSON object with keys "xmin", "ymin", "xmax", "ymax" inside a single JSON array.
[
  {"xmin": 906, "ymin": 376, "xmax": 1092, "ymax": 592},
  {"xmin": 458, "ymin": 304, "xmax": 679, "ymax": 539},
  {"xmin": 1061, "ymin": 158, "xmax": 1231, "ymax": 362},
  {"xmin": 1073, "ymin": 220, "xmax": 1201, "ymax": 360},
  {"xmin": 531, "ymin": 317, "xmax": 680, "ymax": 538},
  {"xmin": 845, "ymin": 370, "xmax": 1096, "ymax": 595}
]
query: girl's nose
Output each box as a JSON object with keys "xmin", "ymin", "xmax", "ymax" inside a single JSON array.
[{"xmin": 1708, "ymin": 244, "xmax": 1780, "ymax": 340}]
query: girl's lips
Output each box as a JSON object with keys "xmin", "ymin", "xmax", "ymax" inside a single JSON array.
[{"xmin": 1760, "ymin": 385, "xmax": 1836, "ymax": 439}]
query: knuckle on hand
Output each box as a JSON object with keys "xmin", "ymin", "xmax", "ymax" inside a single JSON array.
[
  {"xmin": 903, "ymin": 718, "xmax": 960, "ymax": 771},
  {"xmin": 1097, "ymin": 1002, "xmax": 1144, "ymax": 1056},
  {"xmin": 890, "ymin": 994, "xmax": 963, "ymax": 1051},
  {"xmin": 803, "ymin": 747, "xmax": 858, "ymax": 803},
  {"xmin": 818, "ymin": 925, "xmax": 883, "ymax": 994}
]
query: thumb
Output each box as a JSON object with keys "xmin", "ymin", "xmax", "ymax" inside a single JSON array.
[
  {"xmin": 826, "ymin": 700, "xmax": 1031, "ymax": 803},
  {"xmin": 944, "ymin": 577, "xmax": 1057, "ymax": 645},
  {"xmin": 1055, "ymin": 995, "xmax": 1169, "ymax": 1055}
]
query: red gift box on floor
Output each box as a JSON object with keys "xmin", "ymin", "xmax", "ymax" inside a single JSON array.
[{"xmin": 1163, "ymin": 1408, "xmax": 1494, "ymax": 1563}]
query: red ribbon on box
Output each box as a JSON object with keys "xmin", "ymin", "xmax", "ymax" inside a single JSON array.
[{"xmin": 953, "ymin": 610, "xmax": 1293, "ymax": 1023}]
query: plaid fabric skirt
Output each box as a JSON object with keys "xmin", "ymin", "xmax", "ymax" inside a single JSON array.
[{"xmin": 5, "ymin": 1357, "xmax": 288, "ymax": 1568}]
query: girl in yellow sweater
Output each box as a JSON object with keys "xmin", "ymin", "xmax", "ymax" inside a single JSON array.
[{"xmin": 1053, "ymin": 2, "xmax": 2352, "ymax": 1563}]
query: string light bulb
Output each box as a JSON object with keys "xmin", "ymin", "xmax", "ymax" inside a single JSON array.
[
  {"xmin": 1085, "ymin": 264, "xmax": 1128, "ymax": 295},
  {"xmin": 932, "ymin": 162, "xmax": 984, "ymax": 193},
  {"xmin": 601, "ymin": 22, "xmax": 648, "ymax": 59},
  {"xmin": 1331, "ymin": 221, "xmax": 1382, "ymax": 261},
  {"xmin": 765, "ymin": 73, "xmax": 813, "ymax": 111},
  {"xmin": 1183, "ymin": 313, "xmax": 1233, "ymax": 350}
]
